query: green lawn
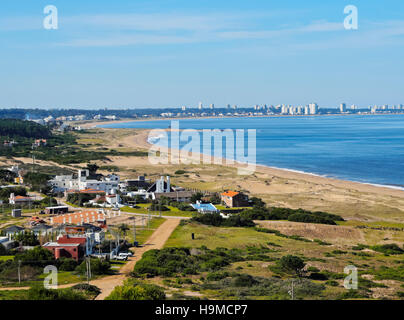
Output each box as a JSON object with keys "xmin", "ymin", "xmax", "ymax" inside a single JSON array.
[{"xmin": 121, "ymin": 205, "xmax": 193, "ymax": 217}]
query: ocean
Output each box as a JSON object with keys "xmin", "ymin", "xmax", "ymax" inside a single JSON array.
[{"xmin": 100, "ymin": 114, "xmax": 404, "ymax": 189}]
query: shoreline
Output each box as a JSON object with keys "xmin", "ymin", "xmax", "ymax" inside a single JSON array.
[
  {"xmin": 76, "ymin": 112, "xmax": 404, "ymax": 129},
  {"xmin": 73, "ymin": 118, "xmax": 404, "ymax": 199},
  {"xmin": 116, "ymin": 127, "xmax": 404, "ymax": 198}
]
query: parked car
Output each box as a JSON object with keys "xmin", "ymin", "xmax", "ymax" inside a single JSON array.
[{"xmin": 117, "ymin": 252, "xmax": 133, "ymax": 259}]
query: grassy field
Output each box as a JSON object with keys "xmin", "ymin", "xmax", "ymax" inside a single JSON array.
[
  {"xmin": 121, "ymin": 205, "xmax": 194, "ymax": 218},
  {"xmin": 159, "ymin": 221, "xmax": 404, "ymax": 299}
]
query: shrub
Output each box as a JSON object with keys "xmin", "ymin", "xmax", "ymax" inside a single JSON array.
[
  {"xmin": 58, "ymin": 258, "xmax": 78, "ymax": 271},
  {"xmin": 371, "ymin": 244, "xmax": 404, "ymax": 255},
  {"xmin": 71, "ymin": 283, "xmax": 101, "ymax": 295},
  {"xmin": 106, "ymin": 280, "xmax": 165, "ymax": 300},
  {"xmin": 191, "ymin": 213, "xmax": 255, "ymax": 228},
  {"xmin": 133, "ymin": 247, "xmax": 243, "ymax": 278},
  {"xmin": 370, "ymin": 265, "xmax": 404, "ymax": 281},
  {"xmin": 288, "ymin": 213, "xmax": 336, "ymax": 225},
  {"xmin": 27, "ymin": 285, "xmax": 86, "ymax": 300},
  {"xmin": 240, "ymin": 206, "xmax": 344, "ymax": 225},
  {"xmin": 307, "ymin": 266, "xmax": 320, "ymax": 273},
  {"xmin": 326, "ymin": 280, "xmax": 339, "ymax": 286},
  {"xmin": 206, "ymin": 272, "xmax": 230, "ymax": 281},
  {"xmin": 233, "ymin": 274, "xmax": 258, "ymax": 287},
  {"xmin": 352, "ymin": 244, "xmax": 369, "ymax": 251},
  {"xmin": 338, "ymin": 290, "xmax": 369, "ymax": 300},
  {"xmin": 308, "ymin": 272, "xmax": 328, "ymax": 281}
]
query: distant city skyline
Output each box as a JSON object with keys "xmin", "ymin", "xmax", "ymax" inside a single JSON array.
[{"xmin": 1, "ymin": 0, "xmax": 404, "ymax": 108}]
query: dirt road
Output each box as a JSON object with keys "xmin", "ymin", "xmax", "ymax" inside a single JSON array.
[{"xmin": 92, "ymin": 217, "xmax": 181, "ymax": 300}]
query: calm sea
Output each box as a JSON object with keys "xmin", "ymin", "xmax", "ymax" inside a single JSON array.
[{"xmin": 100, "ymin": 114, "xmax": 404, "ymax": 189}]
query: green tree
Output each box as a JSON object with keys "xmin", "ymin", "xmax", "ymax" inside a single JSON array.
[
  {"xmin": 86, "ymin": 163, "xmax": 99, "ymax": 175},
  {"xmin": 190, "ymin": 192, "xmax": 203, "ymax": 203},
  {"xmin": 278, "ymin": 255, "xmax": 306, "ymax": 277},
  {"xmin": 75, "ymin": 258, "xmax": 111, "ymax": 276},
  {"xmin": 14, "ymin": 246, "xmax": 55, "ymax": 267},
  {"xmin": 209, "ymin": 194, "xmax": 221, "ymax": 204},
  {"xmin": 118, "ymin": 224, "xmax": 130, "ymax": 238},
  {"xmin": 14, "ymin": 231, "xmax": 39, "ymax": 246},
  {"xmin": 250, "ymin": 197, "xmax": 266, "ymax": 208}
]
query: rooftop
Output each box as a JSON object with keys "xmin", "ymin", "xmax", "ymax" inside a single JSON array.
[{"xmin": 221, "ymin": 191, "xmax": 240, "ymax": 198}]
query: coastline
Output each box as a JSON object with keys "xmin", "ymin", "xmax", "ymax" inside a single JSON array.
[
  {"xmin": 76, "ymin": 112, "xmax": 404, "ymax": 129},
  {"xmin": 115, "ymin": 127, "xmax": 404, "ymax": 198}
]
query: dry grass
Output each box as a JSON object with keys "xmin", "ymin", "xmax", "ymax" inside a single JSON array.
[{"xmin": 255, "ymin": 221, "xmax": 364, "ymax": 244}]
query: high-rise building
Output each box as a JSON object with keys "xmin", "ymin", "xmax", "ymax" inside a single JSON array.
[
  {"xmin": 181, "ymin": 106, "xmax": 186, "ymax": 111},
  {"xmin": 340, "ymin": 103, "xmax": 346, "ymax": 113},
  {"xmin": 210, "ymin": 103, "xmax": 214, "ymax": 109},
  {"xmin": 281, "ymin": 104, "xmax": 287, "ymax": 114},
  {"xmin": 198, "ymin": 102, "xmax": 203, "ymax": 110},
  {"xmin": 309, "ymin": 103, "xmax": 318, "ymax": 115}
]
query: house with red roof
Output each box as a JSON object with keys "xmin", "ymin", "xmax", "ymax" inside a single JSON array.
[
  {"xmin": 43, "ymin": 234, "xmax": 86, "ymax": 261},
  {"xmin": 9, "ymin": 193, "xmax": 33, "ymax": 205},
  {"xmin": 220, "ymin": 191, "xmax": 250, "ymax": 208}
]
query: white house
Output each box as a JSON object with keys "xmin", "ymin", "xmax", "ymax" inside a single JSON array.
[{"xmin": 49, "ymin": 170, "xmax": 120, "ymax": 193}]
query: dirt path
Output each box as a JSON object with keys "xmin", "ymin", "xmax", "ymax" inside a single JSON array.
[
  {"xmin": 0, "ymin": 218, "xmax": 181, "ymax": 299},
  {"xmin": 92, "ymin": 218, "xmax": 180, "ymax": 300}
]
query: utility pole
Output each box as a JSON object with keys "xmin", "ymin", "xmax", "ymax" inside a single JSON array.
[
  {"xmin": 86, "ymin": 257, "xmax": 91, "ymax": 284},
  {"xmin": 133, "ymin": 218, "xmax": 137, "ymax": 243},
  {"xmin": 18, "ymin": 260, "xmax": 21, "ymax": 284}
]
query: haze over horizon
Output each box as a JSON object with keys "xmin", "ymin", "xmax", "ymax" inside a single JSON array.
[{"xmin": 1, "ymin": 0, "xmax": 404, "ymax": 109}]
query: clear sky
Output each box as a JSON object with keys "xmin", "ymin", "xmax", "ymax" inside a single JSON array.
[{"xmin": 1, "ymin": 0, "xmax": 404, "ymax": 109}]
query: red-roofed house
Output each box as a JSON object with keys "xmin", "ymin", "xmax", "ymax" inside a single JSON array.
[
  {"xmin": 9, "ymin": 193, "xmax": 33, "ymax": 205},
  {"xmin": 43, "ymin": 235, "xmax": 86, "ymax": 261},
  {"xmin": 220, "ymin": 191, "xmax": 249, "ymax": 208}
]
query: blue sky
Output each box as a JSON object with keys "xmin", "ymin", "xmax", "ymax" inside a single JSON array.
[{"xmin": 1, "ymin": 0, "xmax": 404, "ymax": 109}]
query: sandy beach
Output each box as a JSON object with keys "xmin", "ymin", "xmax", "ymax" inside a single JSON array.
[
  {"xmin": 122, "ymin": 128, "xmax": 404, "ymax": 197},
  {"xmin": 68, "ymin": 123, "xmax": 404, "ymax": 222}
]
